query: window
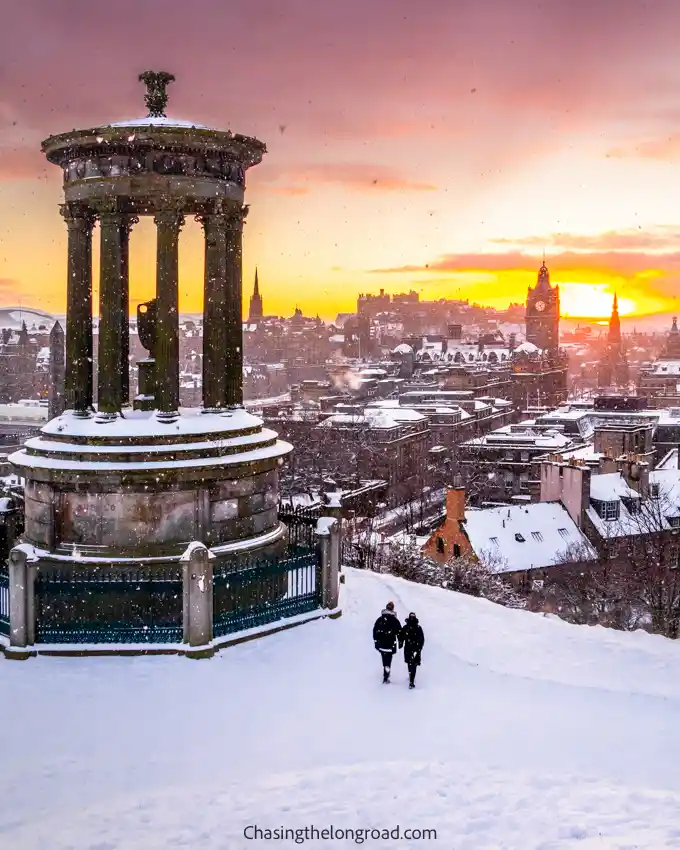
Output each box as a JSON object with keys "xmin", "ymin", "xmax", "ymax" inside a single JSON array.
[
  {"xmin": 668, "ymin": 516, "xmax": 680, "ymax": 529},
  {"xmin": 436, "ymin": 536, "xmax": 445, "ymax": 554},
  {"xmin": 453, "ymin": 543, "xmax": 461, "ymax": 558},
  {"xmin": 650, "ymin": 483, "xmax": 660, "ymax": 498},
  {"xmin": 557, "ymin": 527, "xmax": 569, "ymax": 539},
  {"xmin": 515, "ymin": 533, "xmax": 526, "ymax": 543},
  {"xmin": 593, "ymin": 499, "xmax": 620, "ymax": 521},
  {"xmin": 531, "ymin": 531, "xmax": 543, "ymax": 542},
  {"xmin": 520, "ymin": 451, "xmax": 530, "ymax": 462}
]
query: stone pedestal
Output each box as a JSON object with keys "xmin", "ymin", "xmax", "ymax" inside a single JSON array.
[{"xmin": 134, "ymin": 358, "xmax": 156, "ymax": 410}]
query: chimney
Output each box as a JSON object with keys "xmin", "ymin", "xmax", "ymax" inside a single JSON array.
[{"xmin": 446, "ymin": 487, "xmax": 466, "ymax": 522}]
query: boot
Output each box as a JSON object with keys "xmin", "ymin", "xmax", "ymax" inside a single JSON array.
[{"xmin": 383, "ymin": 667, "xmax": 390, "ymax": 683}]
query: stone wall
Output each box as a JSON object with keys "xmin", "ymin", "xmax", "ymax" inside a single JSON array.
[{"xmin": 23, "ymin": 467, "xmax": 282, "ymax": 556}]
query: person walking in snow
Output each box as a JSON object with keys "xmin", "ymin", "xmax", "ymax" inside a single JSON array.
[
  {"xmin": 373, "ymin": 601, "xmax": 401, "ymax": 683},
  {"xmin": 400, "ymin": 612, "xmax": 425, "ymax": 689}
]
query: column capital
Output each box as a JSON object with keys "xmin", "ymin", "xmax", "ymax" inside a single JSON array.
[
  {"xmin": 225, "ymin": 205, "xmax": 249, "ymax": 230},
  {"xmin": 59, "ymin": 202, "xmax": 96, "ymax": 231},
  {"xmin": 154, "ymin": 208, "xmax": 185, "ymax": 232},
  {"xmin": 121, "ymin": 214, "xmax": 140, "ymax": 237}
]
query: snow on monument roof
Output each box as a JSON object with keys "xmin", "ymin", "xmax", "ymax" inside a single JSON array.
[
  {"xmin": 464, "ymin": 502, "xmax": 596, "ymax": 572},
  {"xmin": 107, "ymin": 116, "xmax": 211, "ymax": 129}
]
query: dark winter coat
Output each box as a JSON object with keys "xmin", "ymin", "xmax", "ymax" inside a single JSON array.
[
  {"xmin": 400, "ymin": 616, "xmax": 425, "ymax": 667},
  {"xmin": 373, "ymin": 610, "xmax": 401, "ymax": 653}
]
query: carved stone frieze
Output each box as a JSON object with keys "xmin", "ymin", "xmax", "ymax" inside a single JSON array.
[{"xmin": 64, "ymin": 152, "xmax": 245, "ymax": 185}]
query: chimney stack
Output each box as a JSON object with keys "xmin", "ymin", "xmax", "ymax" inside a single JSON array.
[{"xmin": 446, "ymin": 487, "xmax": 466, "ymax": 522}]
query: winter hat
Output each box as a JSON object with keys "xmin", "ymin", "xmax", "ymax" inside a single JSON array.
[{"xmin": 385, "ymin": 601, "xmax": 395, "ymax": 611}]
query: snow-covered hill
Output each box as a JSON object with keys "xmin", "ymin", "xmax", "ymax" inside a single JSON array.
[{"xmin": 2, "ymin": 569, "xmax": 680, "ymax": 848}]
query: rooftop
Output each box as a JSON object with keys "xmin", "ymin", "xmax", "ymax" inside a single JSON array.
[{"xmin": 464, "ymin": 502, "xmax": 597, "ymax": 572}]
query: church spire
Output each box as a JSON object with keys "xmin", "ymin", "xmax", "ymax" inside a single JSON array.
[
  {"xmin": 608, "ymin": 292, "xmax": 621, "ymax": 344},
  {"xmin": 248, "ymin": 268, "xmax": 263, "ymax": 322}
]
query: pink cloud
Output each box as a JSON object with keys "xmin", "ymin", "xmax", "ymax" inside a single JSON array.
[
  {"xmin": 254, "ymin": 163, "xmax": 436, "ymax": 194},
  {"xmin": 491, "ymin": 228, "xmax": 680, "ymax": 252},
  {"xmin": 607, "ymin": 135, "xmax": 680, "ymax": 160}
]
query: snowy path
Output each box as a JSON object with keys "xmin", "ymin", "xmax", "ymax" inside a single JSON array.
[{"xmin": 2, "ymin": 568, "xmax": 680, "ymax": 848}]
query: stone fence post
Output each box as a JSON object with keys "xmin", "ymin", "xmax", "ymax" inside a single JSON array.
[
  {"xmin": 316, "ymin": 517, "xmax": 340, "ymax": 611},
  {"xmin": 325, "ymin": 494, "xmax": 343, "ymax": 574},
  {"xmin": 8, "ymin": 544, "xmax": 38, "ymax": 648},
  {"xmin": 180, "ymin": 542, "xmax": 214, "ymax": 647}
]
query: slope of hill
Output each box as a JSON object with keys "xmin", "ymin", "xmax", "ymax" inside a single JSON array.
[{"xmin": 2, "ymin": 568, "xmax": 680, "ymax": 848}]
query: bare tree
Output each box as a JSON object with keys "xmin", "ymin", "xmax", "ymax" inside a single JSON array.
[{"xmin": 546, "ymin": 483, "xmax": 680, "ymax": 637}]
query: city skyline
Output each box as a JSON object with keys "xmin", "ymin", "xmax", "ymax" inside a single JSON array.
[{"xmin": 2, "ymin": 0, "xmax": 680, "ymax": 320}]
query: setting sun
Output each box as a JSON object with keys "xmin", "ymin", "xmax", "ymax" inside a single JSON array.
[{"xmin": 558, "ymin": 283, "xmax": 635, "ymax": 319}]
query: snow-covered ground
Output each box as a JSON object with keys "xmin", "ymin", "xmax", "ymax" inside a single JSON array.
[{"xmin": 2, "ymin": 569, "xmax": 680, "ymax": 848}]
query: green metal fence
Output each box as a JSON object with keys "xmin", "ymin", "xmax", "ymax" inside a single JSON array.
[
  {"xmin": 213, "ymin": 546, "xmax": 322, "ymax": 638},
  {"xmin": 35, "ymin": 567, "xmax": 183, "ymax": 644},
  {"xmin": 0, "ymin": 566, "xmax": 8, "ymax": 638}
]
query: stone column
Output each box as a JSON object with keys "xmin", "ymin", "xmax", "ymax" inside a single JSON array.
[
  {"xmin": 8, "ymin": 546, "xmax": 37, "ymax": 648},
  {"xmin": 154, "ymin": 208, "xmax": 184, "ymax": 420},
  {"xmin": 60, "ymin": 203, "xmax": 96, "ymax": 415},
  {"xmin": 119, "ymin": 215, "xmax": 138, "ymax": 406},
  {"xmin": 181, "ymin": 542, "xmax": 213, "ymax": 647},
  {"xmin": 197, "ymin": 204, "xmax": 228, "ymax": 410},
  {"xmin": 97, "ymin": 202, "xmax": 125, "ymax": 417},
  {"xmin": 225, "ymin": 206, "xmax": 248, "ymax": 408}
]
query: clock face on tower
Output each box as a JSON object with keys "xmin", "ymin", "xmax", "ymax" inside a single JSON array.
[{"xmin": 534, "ymin": 300, "xmax": 546, "ymax": 312}]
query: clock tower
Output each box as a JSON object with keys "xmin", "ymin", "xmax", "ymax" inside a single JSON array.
[{"xmin": 525, "ymin": 259, "xmax": 559, "ymax": 350}]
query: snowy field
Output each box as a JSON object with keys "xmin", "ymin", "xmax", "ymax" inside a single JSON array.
[{"xmin": 2, "ymin": 568, "xmax": 680, "ymax": 848}]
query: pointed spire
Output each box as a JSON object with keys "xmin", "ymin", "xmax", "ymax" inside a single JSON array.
[
  {"xmin": 253, "ymin": 267, "xmax": 260, "ymax": 297},
  {"xmin": 608, "ymin": 292, "xmax": 621, "ymax": 344}
]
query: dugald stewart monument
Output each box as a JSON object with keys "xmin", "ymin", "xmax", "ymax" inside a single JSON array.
[{"xmin": 4, "ymin": 72, "xmax": 340, "ymax": 655}]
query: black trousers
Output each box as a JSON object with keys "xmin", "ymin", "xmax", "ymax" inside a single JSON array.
[
  {"xmin": 405, "ymin": 650, "xmax": 421, "ymax": 684},
  {"xmin": 379, "ymin": 651, "xmax": 394, "ymax": 671}
]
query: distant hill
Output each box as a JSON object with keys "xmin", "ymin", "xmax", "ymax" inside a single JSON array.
[{"xmin": 0, "ymin": 307, "xmax": 55, "ymax": 331}]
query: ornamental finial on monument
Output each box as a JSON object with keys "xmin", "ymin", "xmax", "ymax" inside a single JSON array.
[{"xmin": 138, "ymin": 70, "xmax": 175, "ymax": 118}]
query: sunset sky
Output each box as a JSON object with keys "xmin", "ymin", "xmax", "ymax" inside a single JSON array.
[{"xmin": 2, "ymin": 0, "xmax": 680, "ymax": 320}]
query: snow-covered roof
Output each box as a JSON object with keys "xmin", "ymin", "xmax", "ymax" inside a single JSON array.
[
  {"xmin": 464, "ymin": 502, "xmax": 597, "ymax": 572},
  {"xmin": 319, "ymin": 406, "xmax": 426, "ymax": 430},
  {"xmin": 590, "ymin": 473, "xmax": 640, "ymax": 502},
  {"xmin": 587, "ymin": 469, "xmax": 680, "ymax": 538},
  {"xmin": 656, "ymin": 448, "xmax": 679, "ymax": 470},
  {"xmin": 392, "ymin": 343, "xmax": 413, "ymax": 355},
  {"xmin": 514, "ymin": 341, "xmax": 541, "ymax": 355},
  {"xmin": 107, "ymin": 117, "xmax": 210, "ymax": 129},
  {"xmin": 645, "ymin": 360, "xmax": 680, "ymax": 375}
]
